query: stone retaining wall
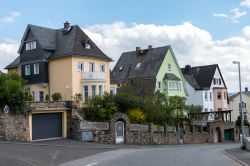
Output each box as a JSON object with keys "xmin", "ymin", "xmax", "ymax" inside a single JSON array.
[
  {"xmin": 0, "ymin": 113, "xmax": 30, "ymax": 141},
  {"xmin": 184, "ymin": 132, "xmax": 212, "ymax": 144}
]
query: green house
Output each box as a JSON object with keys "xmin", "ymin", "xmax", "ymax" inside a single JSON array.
[{"xmin": 111, "ymin": 45, "xmax": 187, "ymax": 98}]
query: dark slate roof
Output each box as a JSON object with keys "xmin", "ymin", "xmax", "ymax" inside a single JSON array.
[
  {"xmin": 14, "ymin": 23, "xmax": 112, "ymax": 62},
  {"xmin": 181, "ymin": 64, "xmax": 225, "ymax": 90},
  {"xmin": 5, "ymin": 56, "xmax": 20, "ymax": 69},
  {"xmin": 112, "ymin": 46, "xmax": 170, "ymax": 83},
  {"xmin": 163, "ymin": 73, "xmax": 181, "ymax": 81}
]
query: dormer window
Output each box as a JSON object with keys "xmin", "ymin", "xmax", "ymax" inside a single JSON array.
[
  {"xmin": 26, "ymin": 41, "xmax": 36, "ymax": 51},
  {"xmin": 119, "ymin": 66, "xmax": 123, "ymax": 71},
  {"xmin": 85, "ymin": 43, "xmax": 91, "ymax": 49},
  {"xmin": 135, "ymin": 63, "xmax": 141, "ymax": 70}
]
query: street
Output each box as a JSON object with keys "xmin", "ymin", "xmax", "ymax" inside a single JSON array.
[
  {"xmin": 61, "ymin": 143, "xmax": 241, "ymax": 166},
  {"xmin": 0, "ymin": 140, "xmax": 243, "ymax": 166}
]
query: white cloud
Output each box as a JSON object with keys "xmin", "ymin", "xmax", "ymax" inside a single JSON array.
[
  {"xmin": 81, "ymin": 22, "xmax": 250, "ymax": 92},
  {"xmin": 213, "ymin": 13, "xmax": 228, "ymax": 18},
  {"xmin": 240, "ymin": 0, "xmax": 250, "ymax": 8},
  {"xmin": 0, "ymin": 11, "xmax": 21, "ymax": 24},
  {"xmin": 0, "ymin": 40, "xmax": 19, "ymax": 72},
  {"xmin": 242, "ymin": 26, "xmax": 250, "ymax": 38},
  {"xmin": 230, "ymin": 8, "xmax": 247, "ymax": 23}
]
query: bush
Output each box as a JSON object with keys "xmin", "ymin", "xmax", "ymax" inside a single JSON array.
[
  {"xmin": 73, "ymin": 93, "xmax": 82, "ymax": 104},
  {"xmin": 25, "ymin": 92, "xmax": 33, "ymax": 101},
  {"xmin": 51, "ymin": 92, "xmax": 62, "ymax": 101},
  {"xmin": 114, "ymin": 93, "xmax": 143, "ymax": 113},
  {"xmin": 127, "ymin": 108, "xmax": 146, "ymax": 124},
  {"xmin": 45, "ymin": 94, "xmax": 50, "ymax": 101}
]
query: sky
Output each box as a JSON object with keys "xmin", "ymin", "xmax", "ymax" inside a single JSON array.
[{"xmin": 1, "ymin": 0, "xmax": 250, "ymax": 92}]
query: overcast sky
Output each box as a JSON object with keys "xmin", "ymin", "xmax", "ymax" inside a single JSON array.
[{"xmin": 1, "ymin": 0, "xmax": 250, "ymax": 92}]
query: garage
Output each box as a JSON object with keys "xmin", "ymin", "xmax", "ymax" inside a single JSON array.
[
  {"xmin": 32, "ymin": 113, "xmax": 63, "ymax": 140},
  {"xmin": 224, "ymin": 129, "xmax": 234, "ymax": 141}
]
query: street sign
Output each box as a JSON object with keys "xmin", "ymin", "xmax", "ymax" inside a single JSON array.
[{"xmin": 3, "ymin": 105, "xmax": 9, "ymax": 114}]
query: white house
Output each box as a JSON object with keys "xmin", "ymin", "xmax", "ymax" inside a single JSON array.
[{"xmin": 182, "ymin": 64, "xmax": 228, "ymax": 121}]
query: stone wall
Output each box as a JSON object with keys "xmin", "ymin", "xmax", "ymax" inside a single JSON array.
[
  {"xmin": 0, "ymin": 113, "xmax": 30, "ymax": 141},
  {"xmin": 184, "ymin": 132, "xmax": 212, "ymax": 144}
]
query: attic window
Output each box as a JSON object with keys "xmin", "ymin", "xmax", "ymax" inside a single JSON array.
[
  {"xmin": 119, "ymin": 66, "xmax": 123, "ymax": 71},
  {"xmin": 85, "ymin": 43, "xmax": 91, "ymax": 49},
  {"xmin": 135, "ymin": 63, "xmax": 141, "ymax": 70},
  {"xmin": 26, "ymin": 41, "xmax": 36, "ymax": 51}
]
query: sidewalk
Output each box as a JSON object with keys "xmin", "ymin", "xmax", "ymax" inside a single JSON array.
[{"xmin": 225, "ymin": 148, "xmax": 250, "ymax": 166}]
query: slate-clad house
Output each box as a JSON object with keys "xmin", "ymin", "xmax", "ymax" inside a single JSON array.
[
  {"xmin": 181, "ymin": 64, "xmax": 228, "ymax": 118},
  {"xmin": 6, "ymin": 22, "xmax": 112, "ymax": 102},
  {"xmin": 111, "ymin": 45, "xmax": 187, "ymax": 98}
]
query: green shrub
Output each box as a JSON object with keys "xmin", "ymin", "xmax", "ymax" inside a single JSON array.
[
  {"xmin": 51, "ymin": 92, "xmax": 62, "ymax": 101},
  {"xmin": 73, "ymin": 93, "xmax": 82, "ymax": 104},
  {"xmin": 25, "ymin": 92, "xmax": 33, "ymax": 101},
  {"xmin": 127, "ymin": 108, "xmax": 146, "ymax": 124},
  {"xmin": 45, "ymin": 94, "xmax": 50, "ymax": 101}
]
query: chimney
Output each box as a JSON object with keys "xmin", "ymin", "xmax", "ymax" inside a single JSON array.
[
  {"xmin": 245, "ymin": 87, "xmax": 248, "ymax": 92},
  {"xmin": 136, "ymin": 47, "xmax": 141, "ymax": 55},
  {"xmin": 184, "ymin": 64, "xmax": 192, "ymax": 75},
  {"xmin": 148, "ymin": 45, "xmax": 152, "ymax": 49},
  {"xmin": 64, "ymin": 21, "xmax": 70, "ymax": 30}
]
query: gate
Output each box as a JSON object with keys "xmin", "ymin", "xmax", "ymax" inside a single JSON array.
[{"xmin": 115, "ymin": 121, "xmax": 124, "ymax": 144}]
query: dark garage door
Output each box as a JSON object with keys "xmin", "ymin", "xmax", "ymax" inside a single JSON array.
[{"xmin": 32, "ymin": 113, "xmax": 62, "ymax": 140}]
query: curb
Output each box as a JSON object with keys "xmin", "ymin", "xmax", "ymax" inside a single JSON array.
[{"xmin": 223, "ymin": 150, "xmax": 249, "ymax": 166}]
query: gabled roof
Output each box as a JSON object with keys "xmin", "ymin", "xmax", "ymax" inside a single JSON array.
[
  {"xmin": 15, "ymin": 23, "xmax": 112, "ymax": 62},
  {"xmin": 181, "ymin": 64, "xmax": 226, "ymax": 90},
  {"xmin": 229, "ymin": 91, "xmax": 250, "ymax": 101},
  {"xmin": 111, "ymin": 46, "xmax": 171, "ymax": 84},
  {"xmin": 5, "ymin": 56, "xmax": 20, "ymax": 69}
]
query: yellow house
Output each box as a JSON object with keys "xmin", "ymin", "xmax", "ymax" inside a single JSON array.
[{"xmin": 5, "ymin": 22, "xmax": 112, "ymax": 103}]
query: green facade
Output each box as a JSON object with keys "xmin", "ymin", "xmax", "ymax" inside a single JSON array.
[{"xmin": 156, "ymin": 49, "xmax": 187, "ymax": 97}]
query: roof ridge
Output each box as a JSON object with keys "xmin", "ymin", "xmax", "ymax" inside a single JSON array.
[{"xmin": 122, "ymin": 45, "xmax": 170, "ymax": 54}]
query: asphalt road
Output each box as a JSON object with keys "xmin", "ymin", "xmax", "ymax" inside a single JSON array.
[{"xmin": 61, "ymin": 143, "xmax": 242, "ymax": 166}]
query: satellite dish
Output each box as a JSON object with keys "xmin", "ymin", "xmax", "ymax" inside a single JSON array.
[{"xmin": 3, "ymin": 105, "xmax": 9, "ymax": 114}]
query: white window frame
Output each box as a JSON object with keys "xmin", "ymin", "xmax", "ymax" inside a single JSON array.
[
  {"xmin": 99, "ymin": 85, "xmax": 103, "ymax": 96},
  {"xmin": 168, "ymin": 63, "xmax": 171, "ymax": 71},
  {"xmin": 33, "ymin": 63, "xmax": 39, "ymax": 75},
  {"xmin": 77, "ymin": 61, "xmax": 84, "ymax": 72},
  {"xmin": 39, "ymin": 90, "xmax": 44, "ymax": 102},
  {"xmin": 119, "ymin": 66, "xmax": 123, "ymax": 71},
  {"xmin": 205, "ymin": 92, "xmax": 208, "ymax": 100},
  {"xmin": 26, "ymin": 41, "xmax": 36, "ymax": 51},
  {"xmin": 135, "ymin": 63, "xmax": 141, "ymax": 70},
  {"xmin": 31, "ymin": 91, "xmax": 35, "ymax": 101},
  {"xmin": 91, "ymin": 85, "xmax": 96, "ymax": 97},
  {"xmin": 25, "ymin": 65, "xmax": 31, "ymax": 76},
  {"xmin": 100, "ymin": 64, "xmax": 105, "ymax": 72},
  {"xmin": 85, "ymin": 43, "xmax": 91, "ymax": 49},
  {"xmin": 89, "ymin": 62, "xmax": 95, "ymax": 72},
  {"xmin": 168, "ymin": 82, "xmax": 179, "ymax": 90}
]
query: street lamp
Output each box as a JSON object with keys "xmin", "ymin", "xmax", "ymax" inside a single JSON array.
[{"xmin": 232, "ymin": 61, "xmax": 245, "ymax": 150}]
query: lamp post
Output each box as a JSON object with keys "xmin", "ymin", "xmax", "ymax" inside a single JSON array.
[{"xmin": 232, "ymin": 61, "xmax": 245, "ymax": 149}]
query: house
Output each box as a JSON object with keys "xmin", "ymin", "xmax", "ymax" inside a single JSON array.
[
  {"xmin": 111, "ymin": 45, "xmax": 187, "ymax": 98},
  {"xmin": 5, "ymin": 22, "xmax": 112, "ymax": 103},
  {"xmin": 228, "ymin": 87, "xmax": 250, "ymax": 122},
  {"xmin": 181, "ymin": 64, "xmax": 228, "ymax": 117}
]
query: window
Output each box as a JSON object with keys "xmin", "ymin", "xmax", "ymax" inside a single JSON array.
[
  {"xmin": 219, "ymin": 79, "xmax": 221, "ymax": 85},
  {"xmin": 210, "ymin": 92, "xmax": 212, "ymax": 100},
  {"xmin": 179, "ymin": 83, "xmax": 181, "ymax": 91},
  {"xmin": 91, "ymin": 85, "xmax": 96, "ymax": 97},
  {"xmin": 218, "ymin": 108, "xmax": 222, "ymax": 111},
  {"xmin": 158, "ymin": 82, "xmax": 161, "ymax": 89},
  {"xmin": 25, "ymin": 65, "xmax": 30, "ymax": 75},
  {"xmin": 84, "ymin": 86, "xmax": 88, "ymax": 103},
  {"xmin": 99, "ymin": 85, "xmax": 103, "ymax": 95},
  {"xmin": 31, "ymin": 91, "xmax": 35, "ymax": 100},
  {"xmin": 135, "ymin": 63, "xmax": 141, "ymax": 70},
  {"xmin": 33, "ymin": 63, "xmax": 39, "ymax": 74},
  {"xmin": 25, "ymin": 41, "xmax": 36, "ymax": 51},
  {"xmin": 168, "ymin": 64, "xmax": 171, "ymax": 71},
  {"xmin": 119, "ymin": 66, "xmax": 123, "ymax": 71},
  {"xmin": 100, "ymin": 64, "xmax": 105, "ymax": 72},
  {"xmin": 110, "ymin": 87, "xmax": 117, "ymax": 95},
  {"xmin": 205, "ymin": 92, "xmax": 208, "ymax": 100},
  {"xmin": 168, "ymin": 82, "xmax": 179, "ymax": 90},
  {"xmin": 213, "ymin": 78, "xmax": 216, "ymax": 84},
  {"xmin": 224, "ymin": 92, "xmax": 227, "ymax": 100},
  {"xmin": 85, "ymin": 43, "xmax": 91, "ymax": 49},
  {"xmin": 77, "ymin": 62, "xmax": 84, "ymax": 71},
  {"xmin": 217, "ymin": 92, "xmax": 222, "ymax": 99},
  {"xmin": 205, "ymin": 108, "xmax": 208, "ymax": 112},
  {"xmin": 210, "ymin": 109, "xmax": 213, "ymax": 112},
  {"xmin": 39, "ymin": 91, "xmax": 44, "ymax": 101},
  {"xmin": 89, "ymin": 62, "xmax": 95, "ymax": 72}
]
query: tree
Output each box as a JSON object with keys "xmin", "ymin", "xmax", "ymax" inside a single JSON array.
[
  {"xmin": 235, "ymin": 116, "xmax": 250, "ymax": 128},
  {"xmin": 0, "ymin": 72, "xmax": 31, "ymax": 115}
]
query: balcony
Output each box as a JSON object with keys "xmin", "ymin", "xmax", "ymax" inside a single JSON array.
[{"xmin": 82, "ymin": 72, "xmax": 106, "ymax": 81}]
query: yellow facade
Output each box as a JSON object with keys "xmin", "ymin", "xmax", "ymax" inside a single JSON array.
[
  {"xmin": 49, "ymin": 56, "xmax": 111, "ymax": 102},
  {"xmin": 7, "ymin": 66, "xmax": 21, "ymax": 75},
  {"xmin": 26, "ymin": 84, "xmax": 49, "ymax": 101}
]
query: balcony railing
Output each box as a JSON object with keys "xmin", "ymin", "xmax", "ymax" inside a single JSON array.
[{"xmin": 82, "ymin": 72, "xmax": 106, "ymax": 81}]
